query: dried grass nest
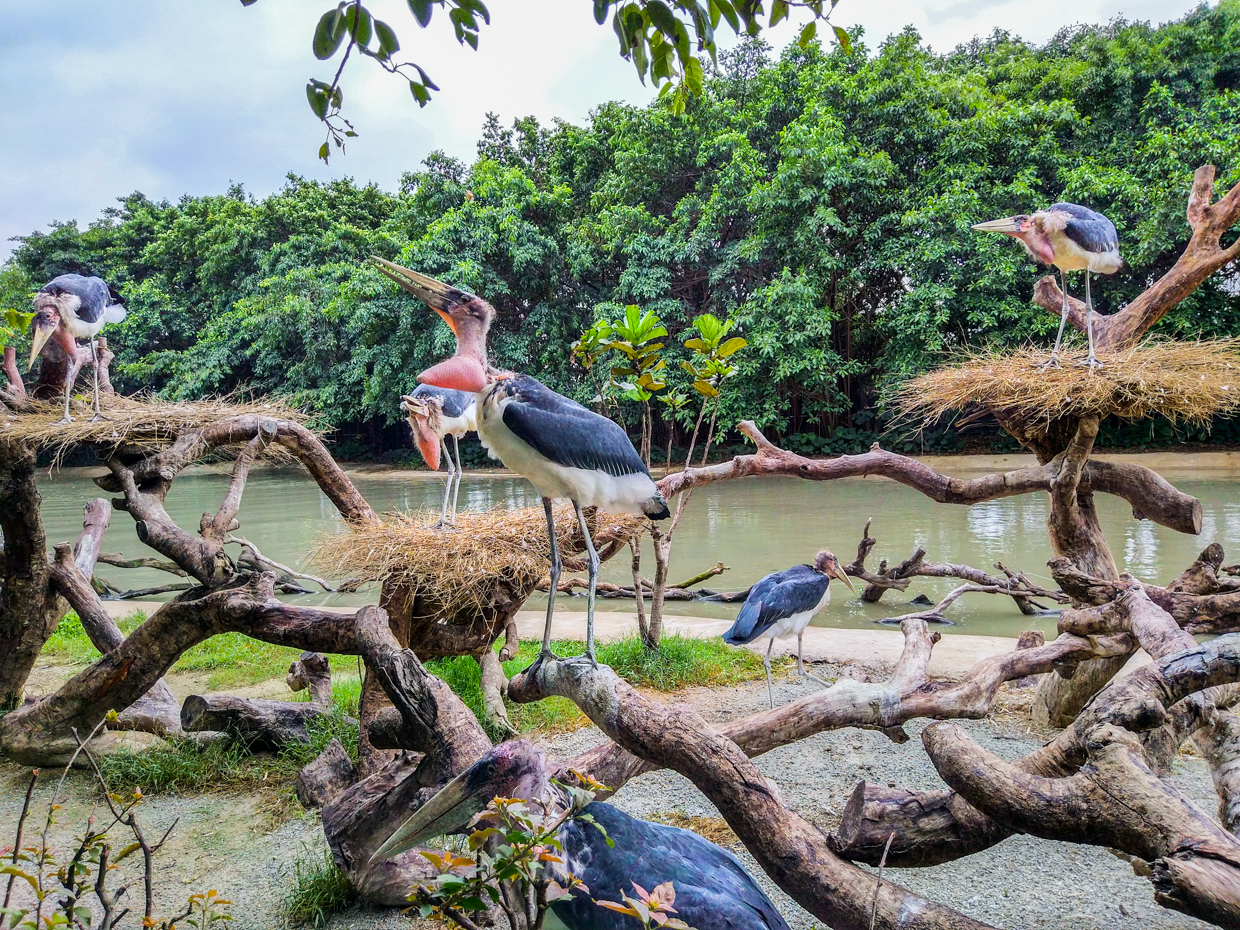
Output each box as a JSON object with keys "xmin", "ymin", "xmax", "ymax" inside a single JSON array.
[
  {"xmin": 313, "ymin": 505, "xmax": 647, "ymax": 619},
  {"xmin": 896, "ymin": 340, "xmax": 1240, "ymax": 434},
  {"xmin": 0, "ymin": 394, "xmax": 312, "ymax": 460}
]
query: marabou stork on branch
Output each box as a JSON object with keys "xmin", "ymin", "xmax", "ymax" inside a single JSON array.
[
  {"xmin": 402, "ymin": 383, "xmax": 478, "ymax": 527},
  {"xmin": 972, "ymin": 202, "xmax": 1123, "ymax": 370},
  {"xmin": 722, "ymin": 550, "xmax": 855, "ymax": 709},
  {"xmin": 29, "ymin": 273, "xmax": 127, "ymax": 422},
  {"xmin": 369, "ymin": 741, "xmax": 792, "ymax": 930},
  {"xmin": 372, "ymin": 257, "xmax": 670, "ymax": 665}
]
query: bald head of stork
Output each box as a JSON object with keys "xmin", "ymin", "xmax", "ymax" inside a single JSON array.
[
  {"xmin": 971, "ymin": 213, "xmax": 1057, "ymax": 266},
  {"xmin": 372, "ymin": 257, "xmax": 496, "ymax": 393},
  {"xmin": 812, "ymin": 549, "xmax": 854, "ymax": 590}
]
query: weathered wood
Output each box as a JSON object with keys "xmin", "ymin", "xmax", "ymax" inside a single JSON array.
[
  {"xmin": 287, "ymin": 651, "xmax": 333, "ymax": 707},
  {"xmin": 509, "ymin": 657, "xmax": 994, "ymax": 930},
  {"xmin": 2, "ymin": 346, "xmax": 25, "ymax": 400},
  {"xmin": 296, "ymin": 739, "xmax": 358, "ymax": 808},
  {"xmin": 476, "ymin": 648, "xmax": 514, "ymax": 735},
  {"xmin": 180, "ymin": 693, "xmax": 334, "ymax": 750}
]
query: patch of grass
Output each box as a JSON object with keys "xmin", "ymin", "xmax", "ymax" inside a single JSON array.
[
  {"xmin": 427, "ymin": 633, "xmax": 769, "ymax": 739},
  {"xmin": 282, "ymin": 843, "xmax": 358, "ymax": 928},
  {"xmin": 98, "ymin": 690, "xmax": 361, "ymax": 797},
  {"xmin": 42, "ymin": 611, "xmax": 145, "ymax": 662}
]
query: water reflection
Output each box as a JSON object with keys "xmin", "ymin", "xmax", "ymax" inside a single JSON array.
[{"xmin": 33, "ymin": 466, "xmax": 1240, "ymax": 639}]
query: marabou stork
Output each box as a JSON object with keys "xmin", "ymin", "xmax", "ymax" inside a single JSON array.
[
  {"xmin": 972, "ymin": 203, "xmax": 1122, "ymax": 370},
  {"xmin": 373, "ymin": 258, "xmax": 670, "ymax": 665},
  {"xmin": 370, "ymin": 741, "xmax": 792, "ymax": 930},
  {"xmin": 402, "ymin": 384, "xmax": 478, "ymax": 527},
  {"xmin": 722, "ymin": 550, "xmax": 855, "ymax": 709},
  {"xmin": 28, "ymin": 274, "xmax": 127, "ymax": 422}
]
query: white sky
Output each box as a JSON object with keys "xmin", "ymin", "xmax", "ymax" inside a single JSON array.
[{"xmin": 0, "ymin": 0, "xmax": 1205, "ymax": 260}]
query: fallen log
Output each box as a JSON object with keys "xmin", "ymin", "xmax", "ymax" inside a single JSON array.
[{"xmin": 296, "ymin": 738, "xmax": 358, "ymax": 808}]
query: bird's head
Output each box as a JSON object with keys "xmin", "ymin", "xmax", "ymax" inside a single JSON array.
[
  {"xmin": 369, "ymin": 741, "xmax": 550, "ymax": 865},
  {"xmin": 372, "ymin": 257, "xmax": 498, "ymax": 393},
  {"xmin": 401, "ymin": 391, "xmax": 444, "ymax": 470},
  {"xmin": 971, "ymin": 214, "xmax": 1055, "ymax": 265},
  {"xmin": 812, "ymin": 550, "xmax": 856, "ymax": 592},
  {"xmin": 27, "ymin": 306, "xmax": 61, "ymax": 371}
]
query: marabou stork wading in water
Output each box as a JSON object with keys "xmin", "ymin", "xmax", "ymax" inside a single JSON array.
[
  {"xmin": 402, "ymin": 384, "xmax": 478, "ymax": 527},
  {"xmin": 29, "ymin": 274, "xmax": 127, "ymax": 422},
  {"xmin": 722, "ymin": 550, "xmax": 855, "ymax": 709},
  {"xmin": 972, "ymin": 203, "xmax": 1122, "ymax": 370},
  {"xmin": 373, "ymin": 258, "xmax": 670, "ymax": 664},
  {"xmin": 369, "ymin": 741, "xmax": 792, "ymax": 930}
]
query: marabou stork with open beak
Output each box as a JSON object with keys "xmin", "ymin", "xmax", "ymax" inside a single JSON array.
[
  {"xmin": 402, "ymin": 384, "xmax": 478, "ymax": 527},
  {"xmin": 29, "ymin": 274, "xmax": 127, "ymax": 422},
  {"xmin": 722, "ymin": 550, "xmax": 855, "ymax": 710},
  {"xmin": 369, "ymin": 741, "xmax": 792, "ymax": 930},
  {"xmin": 972, "ymin": 203, "xmax": 1122, "ymax": 370},
  {"xmin": 372, "ymin": 257, "xmax": 670, "ymax": 665}
]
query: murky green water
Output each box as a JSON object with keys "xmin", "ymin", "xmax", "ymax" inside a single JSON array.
[{"xmin": 34, "ymin": 462, "xmax": 1240, "ymax": 639}]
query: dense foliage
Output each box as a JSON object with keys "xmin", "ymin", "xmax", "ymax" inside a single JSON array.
[{"xmin": 6, "ymin": 2, "xmax": 1240, "ymax": 456}]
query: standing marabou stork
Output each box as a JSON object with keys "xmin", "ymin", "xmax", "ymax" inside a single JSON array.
[
  {"xmin": 370, "ymin": 741, "xmax": 792, "ymax": 930},
  {"xmin": 372, "ymin": 257, "xmax": 670, "ymax": 664},
  {"xmin": 401, "ymin": 384, "xmax": 478, "ymax": 527},
  {"xmin": 972, "ymin": 203, "xmax": 1122, "ymax": 370},
  {"xmin": 722, "ymin": 550, "xmax": 855, "ymax": 709},
  {"xmin": 28, "ymin": 274, "xmax": 127, "ymax": 422}
]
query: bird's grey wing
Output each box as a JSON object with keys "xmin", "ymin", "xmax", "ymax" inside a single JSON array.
[
  {"xmin": 59, "ymin": 275, "xmax": 112, "ymax": 324},
  {"xmin": 500, "ymin": 377, "xmax": 649, "ymax": 477},
  {"xmin": 1049, "ymin": 203, "xmax": 1119, "ymax": 253},
  {"xmin": 438, "ymin": 388, "xmax": 475, "ymax": 419},
  {"xmin": 724, "ymin": 572, "xmax": 784, "ymax": 643}
]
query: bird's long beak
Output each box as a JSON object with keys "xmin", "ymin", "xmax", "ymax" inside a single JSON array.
[
  {"xmin": 28, "ymin": 324, "xmax": 53, "ymax": 371},
  {"xmin": 368, "ymin": 766, "xmax": 489, "ymax": 865},
  {"xmin": 830, "ymin": 563, "xmax": 856, "ymax": 593},
  {"xmin": 971, "ymin": 217, "xmax": 1024, "ymax": 235},
  {"xmin": 371, "ymin": 256, "xmax": 469, "ymax": 337}
]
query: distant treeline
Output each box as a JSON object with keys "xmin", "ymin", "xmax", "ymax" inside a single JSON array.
[{"xmin": 4, "ymin": 2, "xmax": 1239, "ymax": 458}]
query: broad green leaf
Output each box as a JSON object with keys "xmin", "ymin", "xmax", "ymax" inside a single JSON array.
[
  {"xmin": 407, "ymin": 0, "xmax": 434, "ymax": 27},
  {"xmin": 692, "ymin": 379, "xmax": 718, "ymax": 397},
  {"xmin": 833, "ymin": 23, "xmax": 852, "ymax": 52},
  {"xmin": 770, "ymin": 0, "xmax": 788, "ymax": 26},
  {"xmin": 716, "ymin": 336, "xmax": 747, "ymax": 357},
  {"xmin": 683, "ymin": 337, "xmax": 708, "ymax": 352},
  {"xmin": 312, "ymin": 9, "xmax": 348, "ymax": 59},
  {"xmin": 375, "ymin": 19, "xmax": 399, "ymax": 55},
  {"xmin": 307, "ymin": 81, "xmax": 329, "ymax": 118},
  {"xmin": 797, "ymin": 19, "xmax": 816, "ymax": 47},
  {"xmin": 594, "ymin": 0, "xmax": 610, "ymax": 23}
]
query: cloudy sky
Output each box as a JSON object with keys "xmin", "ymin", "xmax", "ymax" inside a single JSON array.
[{"xmin": 0, "ymin": 0, "xmax": 1204, "ymax": 260}]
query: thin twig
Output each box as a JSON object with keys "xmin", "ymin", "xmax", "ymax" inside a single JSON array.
[{"xmin": 869, "ymin": 832, "xmax": 895, "ymax": 930}]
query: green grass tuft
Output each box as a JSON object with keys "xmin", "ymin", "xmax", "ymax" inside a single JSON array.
[{"xmin": 282, "ymin": 843, "xmax": 358, "ymax": 927}]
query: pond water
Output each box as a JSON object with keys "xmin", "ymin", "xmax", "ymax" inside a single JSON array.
[{"xmin": 33, "ymin": 460, "xmax": 1240, "ymax": 639}]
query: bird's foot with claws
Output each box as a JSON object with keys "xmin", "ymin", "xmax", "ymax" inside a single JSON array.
[
  {"xmin": 1075, "ymin": 355, "xmax": 1104, "ymax": 371},
  {"xmin": 798, "ymin": 668, "xmax": 831, "ymax": 688},
  {"xmin": 523, "ymin": 650, "xmax": 560, "ymax": 676},
  {"xmin": 560, "ymin": 652, "xmax": 598, "ymax": 669},
  {"xmin": 56, "ymin": 415, "xmax": 74, "ymax": 425},
  {"xmin": 89, "ymin": 413, "xmax": 110, "ymax": 423},
  {"xmin": 1039, "ymin": 354, "xmax": 1063, "ymax": 371}
]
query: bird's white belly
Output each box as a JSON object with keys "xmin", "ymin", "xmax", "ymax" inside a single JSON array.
[
  {"xmin": 1048, "ymin": 231, "xmax": 1122, "ymax": 275},
  {"xmin": 440, "ymin": 410, "xmax": 474, "ymax": 438},
  {"xmin": 64, "ymin": 312, "xmax": 102, "ymax": 340},
  {"xmin": 477, "ymin": 393, "xmax": 658, "ymax": 514},
  {"xmin": 763, "ymin": 586, "xmax": 831, "ymax": 640}
]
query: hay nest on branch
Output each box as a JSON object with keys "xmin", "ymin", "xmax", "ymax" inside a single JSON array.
[
  {"xmin": 0, "ymin": 394, "xmax": 312, "ymax": 459},
  {"xmin": 896, "ymin": 340, "xmax": 1240, "ymax": 435},
  {"xmin": 312, "ymin": 505, "xmax": 646, "ymax": 620}
]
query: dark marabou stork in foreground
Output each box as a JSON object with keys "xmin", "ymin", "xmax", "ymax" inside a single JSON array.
[
  {"xmin": 402, "ymin": 384, "xmax": 478, "ymax": 527},
  {"xmin": 723, "ymin": 550, "xmax": 855, "ymax": 709},
  {"xmin": 29, "ymin": 274, "xmax": 127, "ymax": 422},
  {"xmin": 372, "ymin": 258, "xmax": 670, "ymax": 665},
  {"xmin": 369, "ymin": 741, "xmax": 792, "ymax": 930},
  {"xmin": 972, "ymin": 203, "xmax": 1122, "ymax": 370}
]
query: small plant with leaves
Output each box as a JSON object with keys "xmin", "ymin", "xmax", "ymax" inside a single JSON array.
[
  {"xmin": 571, "ymin": 319, "xmax": 616, "ymax": 416},
  {"xmin": 412, "ymin": 779, "xmax": 607, "ymax": 930},
  {"xmin": 597, "ymin": 881, "xmax": 696, "ymax": 929},
  {"xmin": 679, "ymin": 313, "xmax": 746, "ymax": 466},
  {"xmin": 604, "ymin": 305, "xmax": 668, "ymax": 467}
]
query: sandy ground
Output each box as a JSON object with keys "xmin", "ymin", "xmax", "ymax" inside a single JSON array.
[{"xmin": 3, "ymin": 628, "xmax": 1197, "ymax": 930}]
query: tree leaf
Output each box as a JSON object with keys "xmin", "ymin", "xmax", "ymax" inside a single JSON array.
[
  {"xmin": 797, "ymin": 19, "xmax": 816, "ymax": 47},
  {"xmin": 407, "ymin": 0, "xmax": 434, "ymax": 27},
  {"xmin": 716, "ymin": 336, "xmax": 747, "ymax": 357},
  {"xmin": 306, "ymin": 81, "xmax": 330, "ymax": 118},
  {"xmin": 375, "ymin": 18, "xmax": 399, "ymax": 56},
  {"xmin": 832, "ymin": 23, "xmax": 852, "ymax": 53},
  {"xmin": 312, "ymin": 9, "xmax": 348, "ymax": 59},
  {"xmin": 594, "ymin": 0, "xmax": 610, "ymax": 24}
]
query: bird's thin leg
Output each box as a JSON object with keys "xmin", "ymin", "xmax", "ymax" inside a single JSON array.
[
  {"xmin": 572, "ymin": 502, "xmax": 601, "ymax": 666},
  {"xmin": 540, "ymin": 497, "xmax": 560, "ymax": 660},
  {"xmin": 436, "ymin": 439, "xmax": 454, "ymax": 528},
  {"xmin": 59, "ymin": 357, "xmax": 75, "ymax": 424},
  {"xmin": 450, "ymin": 434, "xmax": 463, "ymax": 524},
  {"xmin": 1043, "ymin": 269, "xmax": 1070, "ymax": 370},
  {"xmin": 764, "ymin": 638, "xmax": 775, "ymax": 710},
  {"xmin": 797, "ymin": 629, "xmax": 831, "ymax": 688},
  {"xmin": 1083, "ymin": 271, "xmax": 1102, "ymax": 371},
  {"xmin": 89, "ymin": 338, "xmax": 107, "ymax": 421}
]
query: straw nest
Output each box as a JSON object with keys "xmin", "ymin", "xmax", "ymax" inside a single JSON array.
[
  {"xmin": 313, "ymin": 505, "xmax": 647, "ymax": 620},
  {"xmin": 0, "ymin": 394, "xmax": 312, "ymax": 459},
  {"xmin": 896, "ymin": 340, "xmax": 1240, "ymax": 434}
]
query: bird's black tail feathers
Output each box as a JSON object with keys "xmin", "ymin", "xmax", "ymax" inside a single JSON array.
[{"xmin": 643, "ymin": 493, "xmax": 671, "ymax": 520}]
